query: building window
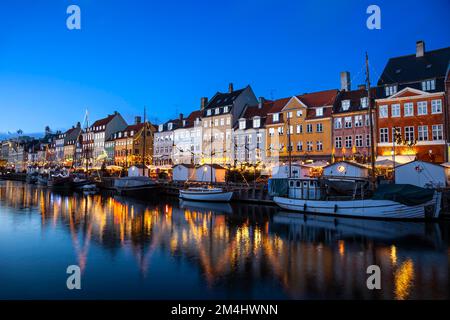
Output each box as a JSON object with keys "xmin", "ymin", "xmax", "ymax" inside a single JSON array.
[
  {"xmin": 239, "ymin": 120, "xmax": 246, "ymax": 130},
  {"xmin": 296, "ymin": 110, "xmax": 303, "ymax": 117},
  {"xmin": 391, "ymin": 104, "xmax": 400, "ymax": 117},
  {"xmin": 421, "ymin": 79, "xmax": 436, "ymax": 91},
  {"xmin": 404, "ymin": 126, "xmax": 414, "ymax": 142},
  {"xmin": 418, "ymin": 125, "xmax": 428, "ymax": 141},
  {"xmin": 345, "ymin": 136, "xmax": 352, "ymax": 148},
  {"xmin": 354, "ymin": 115, "xmax": 363, "ymax": 127},
  {"xmin": 306, "ymin": 141, "xmax": 313, "ymax": 151},
  {"xmin": 432, "ymin": 124, "xmax": 443, "ymax": 140},
  {"xmin": 404, "ymin": 103, "xmax": 414, "ymax": 116},
  {"xmin": 335, "ymin": 136, "xmax": 342, "ymax": 148},
  {"xmin": 273, "ymin": 113, "xmax": 279, "ymax": 122},
  {"xmin": 355, "ymin": 135, "xmax": 363, "ymax": 147},
  {"xmin": 296, "ymin": 124, "xmax": 302, "ymax": 134},
  {"xmin": 365, "ymin": 115, "xmax": 371, "ymax": 126},
  {"xmin": 334, "ymin": 118, "xmax": 342, "ymax": 129},
  {"xmin": 207, "ymin": 109, "xmax": 211, "ymax": 116},
  {"xmin": 215, "ymin": 108, "xmax": 220, "ymax": 115},
  {"xmin": 256, "ymin": 133, "xmax": 262, "ymax": 143},
  {"xmin": 306, "ymin": 124, "xmax": 313, "ymax": 133},
  {"xmin": 277, "ymin": 127, "xmax": 283, "ymax": 135},
  {"xmin": 226, "ymin": 118, "xmax": 230, "ymax": 125},
  {"xmin": 366, "ymin": 134, "xmax": 371, "ymax": 147},
  {"xmin": 223, "ymin": 106, "xmax": 228, "ymax": 113},
  {"xmin": 380, "ymin": 128, "xmax": 389, "ymax": 143},
  {"xmin": 269, "ymin": 128, "xmax": 275, "ymax": 137},
  {"xmin": 297, "ymin": 141, "xmax": 303, "ymax": 151},
  {"xmin": 431, "ymin": 100, "xmax": 442, "ymax": 114},
  {"xmin": 344, "ymin": 117, "xmax": 352, "ymax": 128},
  {"xmin": 253, "ymin": 118, "xmax": 260, "ymax": 128},
  {"xmin": 214, "ymin": 119, "xmax": 218, "ymax": 126},
  {"xmin": 385, "ymin": 85, "xmax": 397, "ymax": 96},
  {"xmin": 220, "ymin": 118, "xmax": 225, "ymax": 126},
  {"xmin": 316, "ymin": 107, "xmax": 324, "ymax": 116},
  {"xmin": 288, "ymin": 125, "xmax": 293, "ymax": 135},
  {"xmin": 417, "ymin": 101, "xmax": 427, "ymax": 115},
  {"xmin": 341, "ymin": 100, "xmax": 350, "ymax": 111},
  {"xmin": 316, "ymin": 123, "xmax": 323, "ymax": 132},
  {"xmin": 316, "ymin": 141, "xmax": 323, "ymax": 151},
  {"xmin": 361, "ymin": 97, "xmax": 368, "ymax": 109},
  {"xmin": 379, "ymin": 105, "xmax": 388, "ymax": 118},
  {"xmin": 287, "ymin": 111, "xmax": 293, "ymax": 119}
]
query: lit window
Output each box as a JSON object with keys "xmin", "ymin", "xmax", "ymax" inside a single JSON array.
[
  {"xmin": 360, "ymin": 97, "xmax": 368, "ymax": 109},
  {"xmin": 334, "ymin": 118, "xmax": 342, "ymax": 129},
  {"xmin": 273, "ymin": 113, "xmax": 279, "ymax": 122},
  {"xmin": 404, "ymin": 103, "xmax": 414, "ymax": 116},
  {"xmin": 296, "ymin": 124, "xmax": 302, "ymax": 134},
  {"xmin": 421, "ymin": 79, "xmax": 436, "ymax": 91},
  {"xmin": 253, "ymin": 118, "xmax": 260, "ymax": 128},
  {"xmin": 223, "ymin": 106, "xmax": 229, "ymax": 113},
  {"xmin": 391, "ymin": 104, "xmax": 400, "ymax": 117},
  {"xmin": 207, "ymin": 109, "xmax": 211, "ymax": 116},
  {"xmin": 239, "ymin": 120, "xmax": 246, "ymax": 130},
  {"xmin": 316, "ymin": 107, "xmax": 324, "ymax": 116},
  {"xmin": 341, "ymin": 100, "xmax": 350, "ymax": 111},
  {"xmin": 215, "ymin": 108, "xmax": 220, "ymax": 115},
  {"xmin": 379, "ymin": 105, "xmax": 388, "ymax": 118},
  {"xmin": 417, "ymin": 101, "xmax": 427, "ymax": 115},
  {"xmin": 431, "ymin": 100, "xmax": 442, "ymax": 114}
]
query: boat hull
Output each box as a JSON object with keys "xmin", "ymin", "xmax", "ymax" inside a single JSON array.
[
  {"xmin": 179, "ymin": 189, "xmax": 233, "ymax": 202},
  {"xmin": 273, "ymin": 192, "xmax": 441, "ymax": 220}
]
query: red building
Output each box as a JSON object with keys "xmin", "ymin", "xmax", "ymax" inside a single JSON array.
[{"xmin": 375, "ymin": 41, "xmax": 450, "ymax": 163}]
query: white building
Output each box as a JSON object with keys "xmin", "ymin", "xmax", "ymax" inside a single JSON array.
[
  {"xmin": 323, "ymin": 161, "xmax": 369, "ymax": 178},
  {"xmin": 173, "ymin": 110, "xmax": 203, "ymax": 165},
  {"xmin": 395, "ymin": 160, "xmax": 446, "ymax": 188},
  {"xmin": 272, "ymin": 164, "xmax": 312, "ymax": 179},
  {"xmin": 153, "ymin": 115, "xmax": 183, "ymax": 167},
  {"xmin": 172, "ymin": 164, "xmax": 196, "ymax": 181},
  {"xmin": 233, "ymin": 98, "xmax": 270, "ymax": 167}
]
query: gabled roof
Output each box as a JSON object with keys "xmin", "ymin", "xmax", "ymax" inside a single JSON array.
[
  {"xmin": 205, "ymin": 87, "xmax": 246, "ymax": 109},
  {"xmin": 234, "ymin": 100, "xmax": 274, "ymax": 130},
  {"xmin": 297, "ymin": 89, "xmax": 339, "ymax": 108},
  {"xmin": 92, "ymin": 114, "xmax": 116, "ymax": 128},
  {"xmin": 333, "ymin": 88, "xmax": 377, "ymax": 114},
  {"xmin": 181, "ymin": 110, "xmax": 202, "ymax": 128},
  {"xmin": 377, "ymin": 46, "xmax": 450, "ymax": 96}
]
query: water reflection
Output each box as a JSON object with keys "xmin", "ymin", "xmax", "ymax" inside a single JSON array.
[{"xmin": 0, "ymin": 180, "xmax": 448, "ymax": 300}]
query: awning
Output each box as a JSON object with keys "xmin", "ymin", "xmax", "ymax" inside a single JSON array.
[{"xmin": 376, "ymin": 155, "xmax": 415, "ymax": 165}]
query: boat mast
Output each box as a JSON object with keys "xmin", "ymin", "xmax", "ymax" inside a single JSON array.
[
  {"xmin": 84, "ymin": 109, "xmax": 89, "ymax": 173},
  {"xmin": 287, "ymin": 113, "xmax": 292, "ymax": 178},
  {"xmin": 210, "ymin": 114, "xmax": 213, "ymax": 185},
  {"xmin": 143, "ymin": 106, "xmax": 147, "ymax": 176},
  {"xmin": 365, "ymin": 52, "xmax": 376, "ymax": 187}
]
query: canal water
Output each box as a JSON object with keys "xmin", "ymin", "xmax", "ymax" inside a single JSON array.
[{"xmin": 0, "ymin": 180, "xmax": 448, "ymax": 300}]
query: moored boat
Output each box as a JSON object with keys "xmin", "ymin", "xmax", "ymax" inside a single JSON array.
[
  {"xmin": 114, "ymin": 176, "xmax": 159, "ymax": 198},
  {"xmin": 271, "ymin": 178, "xmax": 442, "ymax": 220},
  {"xmin": 47, "ymin": 174, "xmax": 72, "ymax": 190},
  {"xmin": 179, "ymin": 186, "xmax": 233, "ymax": 202}
]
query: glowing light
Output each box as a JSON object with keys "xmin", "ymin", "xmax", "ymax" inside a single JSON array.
[
  {"xmin": 394, "ymin": 259, "xmax": 415, "ymax": 300},
  {"xmin": 390, "ymin": 245, "xmax": 397, "ymax": 265}
]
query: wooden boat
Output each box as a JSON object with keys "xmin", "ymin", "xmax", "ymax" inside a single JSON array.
[
  {"xmin": 179, "ymin": 186, "xmax": 233, "ymax": 202},
  {"xmin": 47, "ymin": 174, "xmax": 72, "ymax": 190},
  {"xmin": 114, "ymin": 176, "xmax": 159, "ymax": 198},
  {"xmin": 272, "ymin": 178, "xmax": 442, "ymax": 220}
]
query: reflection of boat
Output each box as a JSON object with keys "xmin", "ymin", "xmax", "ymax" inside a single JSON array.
[
  {"xmin": 80, "ymin": 184, "xmax": 98, "ymax": 195},
  {"xmin": 272, "ymin": 179, "xmax": 441, "ymax": 220},
  {"xmin": 48, "ymin": 174, "xmax": 72, "ymax": 190},
  {"xmin": 180, "ymin": 199, "xmax": 233, "ymax": 214},
  {"xmin": 273, "ymin": 211, "xmax": 432, "ymax": 240},
  {"xmin": 114, "ymin": 176, "xmax": 159, "ymax": 198},
  {"xmin": 72, "ymin": 176, "xmax": 91, "ymax": 189},
  {"xmin": 179, "ymin": 187, "xmax": 233, "ymax": 202}
]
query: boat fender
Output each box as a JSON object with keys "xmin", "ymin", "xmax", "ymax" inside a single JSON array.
[{"xmin": 334, "ymin": 204, "xmax": 338, "ymax": 213}]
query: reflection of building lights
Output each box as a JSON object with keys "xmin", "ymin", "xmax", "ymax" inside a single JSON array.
[
  {"xmin": 395, "ymin": 259, "xmax": 414, "ymax": 300},
  {"xmin": 390, "ymin": 245, "xmax": 397, "ymax": 265},
  {"xmin": 338, "ymin": 240, "xmax": 345, "ymax": 256}
]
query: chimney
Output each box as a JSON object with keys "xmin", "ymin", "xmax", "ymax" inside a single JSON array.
[
  {"xmin": 416, "ymin": 40, "xmax": 425, "ymax": 57},
  {"xmin": 114, "ymin": 111, "xmax": 118, "ymax": 115},
  {"xmin": 200, "ymin": 97, "xmax": 208, "ymax": 110},
  {"xmin": 258, "ymin": 97, "xmax": 265, "ymax": 109},
  {"xmin": 76, "ymin": 122, "xmax": 81, "ymax": 128},
  {"xmin": 228, "ymin": 82, "xmax": 234, "ymax": 93},
  {"xmin": 179, "ymin": 113, "xmax": 183, "ymax": 122},
  {"xmin": 358, "ymin": 84, "xmax": 366, "ymax": 90},
  {"xmin": 340, "ymin": 71, "xmax": 351, "ymax": 91},
  {"xmin": 135, "ymin": 116, "xmax": 142, "ymax": 124}
]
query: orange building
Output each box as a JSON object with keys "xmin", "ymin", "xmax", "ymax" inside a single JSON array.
[{"xmin": 266, "ymin": 90, "xmax": 338, "ymax": 165}]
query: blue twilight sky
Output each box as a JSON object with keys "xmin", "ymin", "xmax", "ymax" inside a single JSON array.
[{"xmin": 0, "ymin": 0, "xmax": 449, "ymax": 134}]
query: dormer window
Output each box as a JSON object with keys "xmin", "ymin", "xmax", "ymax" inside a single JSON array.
[
  {"xmin": 361, "ymin": 97, "xmax": 368, "ymax": 108},
  {"xmin": 223, "ymin": 106, "xmax": 228, "ymax": 113},
  {"xmin": 316, "ymin": 107, "xmax": 324, "ymax": 116},
  {"xmin": 341, "ymin": 100, "xmax": 350, "ymax": 111},
  {"xmin": 207, "ymin": 109, "xmax": 211, "ymax": 116},
  {"xmin": 215, "ymin": 108, "xmax": 220, "ymax": 115},
  {"xmin": 168, "ymin": 123, "xmax": 173, "ymax": 131},
  {"xmin": 421, "ymin": 79, "xmax": 436, "ymax": 91},
  {"xmin": 130, "ymin": 130, "xmax": 134, "ymax": 136},
  {"xmin": 253, "ymin": 118, "xmax": 261, "ymax": 128},
  {"xmin": 118, "ymin": 132, "xmax": 122, "ymax": 138},
  {"xmin": 158, "ymin": 124, "xmax": 163, "ymax": 132},
  {"xmin": 385, "ymin": 85, "xmax": 397, "ymax": 96},
  {"xmin": 182, "ymin": 120, "xmax": 186, "ymax": 126},
  {"xmin": 239, "ymin": 119, "xmax": 246, "ymax": 130},
  {"xmin": 273, "ymin": 113, "xmax": 279, "ymax": 122}
]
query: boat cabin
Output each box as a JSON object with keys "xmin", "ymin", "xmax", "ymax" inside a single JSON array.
[{"xmin": 288, "ymin": 178, "xmax": 322, "ymax": 200}]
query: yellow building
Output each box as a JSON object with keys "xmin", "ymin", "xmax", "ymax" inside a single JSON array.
[{"xmin": 266, "ymin": 90, "xmax": 338, "ymax": 165}]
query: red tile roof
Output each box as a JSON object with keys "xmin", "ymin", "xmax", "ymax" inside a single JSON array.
[{"xmin": 297, "ymin": 89, "xmax": 339, "ymax": 108}]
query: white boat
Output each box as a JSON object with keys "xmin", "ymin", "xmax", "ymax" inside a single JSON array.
[
  {"xmin": 272, "ymin": 178, "xmax": 442, "ymax": 220},
  {"xmin": 179, "ymin": 187, "xmax": 233, "ymax": 202}
]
